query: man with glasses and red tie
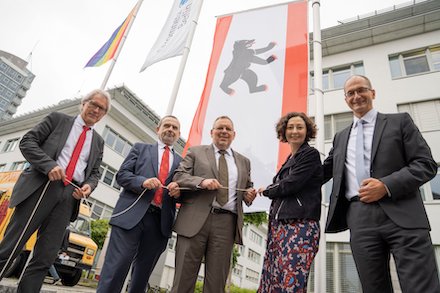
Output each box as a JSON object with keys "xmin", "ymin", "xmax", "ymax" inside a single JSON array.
[
  {"xmin": 97, "ymin": 115, "xmax": 182, "ymax": 293},
  {"xmin": 0, "ymin": 89, "xmax": 110, "ymax": 292},
  {"xmin": 323, "ymin": 75, "xmax": 440, "ymax": 293}
]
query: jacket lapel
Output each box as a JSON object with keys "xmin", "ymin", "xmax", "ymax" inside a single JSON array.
[
  {"xmin": 84, "ymin": 130, "xmax": 99, "ymax": 178},
  {"xmin": 150, "ymin": 143, "xmax": 159, "ymax": 177},
  {"xmin": 371, "ymin": 113, "xmax": 387, "ymax": 163},
  {"xmin": 166, "ymin": 150, "xmax": 180, "ymax": 181},
  {"xmin": 55, "ymin": 116, "xmax": 75, "ymax": 159},
  {"xmin": 207, "ymin": 145, "xmax": 218, "ymax": 179}
]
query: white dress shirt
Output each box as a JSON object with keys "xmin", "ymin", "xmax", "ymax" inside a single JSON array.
[
  {"xmin": 56, "ymin": 115, "xmax": 93, "ymax": 184},
  {"xmin": 212, "ymin": 145, "xmax": 238, "ymax": 213},
  {"xmin": 345, "ymin": 109, "xmax": 377, "ymax": 199}
]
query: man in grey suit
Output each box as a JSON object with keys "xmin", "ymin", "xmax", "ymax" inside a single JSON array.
[
  {"xmin": 97, "ymin": 115, "xmax": 182, "ymax": 293},
  {"xmin": 323, "ymin": 75, "xmax": 440, "ymax": 293},
  {"xmin": 0, "ymin": 89, "xmax": 109, "ymax": 292},
  {"xmin": 171, "ymin": 116, "xmax": 257, "ymax": 293}
]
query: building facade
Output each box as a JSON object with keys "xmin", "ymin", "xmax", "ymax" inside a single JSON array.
[{"xmin": 0, "ymin": 51, "xmax": 34, "ymax": 121}]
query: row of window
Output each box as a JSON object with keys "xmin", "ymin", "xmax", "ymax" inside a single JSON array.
[
  {"xmin": 232, "ymin": 264, "xmax": 260, "ymax": 284},
  {"xmin": 317, "ymin": 98, "xmax": 440, "ymax": 141},
  {"xmin": 311, "ymin": 44, "xmax": 439, "ymax": 93},
  {"xmin": 0, "ymin": 84, "xmax": 14, "ymax": 100},
  {"xmin": 0, "ymin": 75, "xmax": 20, "ymax": 91},
  {"xmin": 389, "ymin": 46, "xmax": 440, "ymax": 78},
  {"xmin": 0, "ymin": 125, "xmax": 134, "ymax": 158},
  {"xmin": 0, "ymin": 62, "xmax": 25, "ymax": 83},
  {"xmin": 102, "ymin": 126, "xmax": 133, "ymax": 157}
]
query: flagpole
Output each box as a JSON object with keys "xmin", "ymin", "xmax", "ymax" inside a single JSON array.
[
  {"xmin": 165, "ymin": 0, "xmax": 204, "ymax": 115},
  {"xmin": 312, "ymin": 0, "xmax": 326, "ymax": 292},
  {"xmin": 100, "ymin": 0, "xmax": 144, "ymax": 90}
]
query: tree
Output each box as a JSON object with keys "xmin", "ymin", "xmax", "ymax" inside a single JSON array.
[
  {"xmin": 91, "ymin": 219, "xmax": 109, "ymax": 249},
  {"xmin": 243, "ymin": 212, "xmax": 268, "ymax": 227}
]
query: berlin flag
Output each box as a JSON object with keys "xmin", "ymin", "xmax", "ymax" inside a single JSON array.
[{"xmin": 186, "ymin": 0, "xmax": 308, "ymax": 209}]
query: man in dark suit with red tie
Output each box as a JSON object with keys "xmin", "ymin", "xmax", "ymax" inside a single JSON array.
[
  {"xmin": 97, "ymin": 115, "xmax": 182, "ymax": 293},
  {"xmin": 324, "ymin": 75, "xmax": 440, "ymax": 293},
  {"xmin": 0, "ymin": 89, "xmax": 110, "ymax": 292}
]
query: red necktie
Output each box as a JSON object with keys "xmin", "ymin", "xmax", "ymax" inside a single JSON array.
[
  {"xmin": 153, "ymin": 146, "xmax": 170, "ymax": 206},
  {"xmin": 64, "ymin": 125, "xmax": 90, "ymax": 186}
]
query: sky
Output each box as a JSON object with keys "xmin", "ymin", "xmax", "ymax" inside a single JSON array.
[{"xmin": 0, "ymin": 0, "xmax": 413, "ymax": 138}]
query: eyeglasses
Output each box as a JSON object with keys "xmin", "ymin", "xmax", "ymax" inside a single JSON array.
[
  {"xmin": 344, "ymin": 87, "xmax": 372, "ymax": 98},
  {"xmin": 86, "ymin": 100, "xmax": 107, "ymax": 113},
  {"xmin": 213, "ymin": 126, "xmax": 233, "ymax": 132}
]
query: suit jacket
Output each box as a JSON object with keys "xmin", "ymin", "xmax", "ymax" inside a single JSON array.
[
  {"xmin": 110, "ymin": 142, "xmax": 181, "ymax": 238},
  {"xmin": 264, "ymin": 142, "xmax": 322, "ymax": 221},
  {"xmin": 172, "ymin": 144, "xmax": 253, "ymax": 245},
  {"xmin": 9, "ymin": 112, "xmax": 104, "ymax": 221},
  {"xmin": 324, "ymin": 112, "xmax": 437, "ymax": 233}
]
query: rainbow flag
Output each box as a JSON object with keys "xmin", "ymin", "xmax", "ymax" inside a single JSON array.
[{"xmin": 85, "ymin": 4, "xmax": 137, "ymax": 67}]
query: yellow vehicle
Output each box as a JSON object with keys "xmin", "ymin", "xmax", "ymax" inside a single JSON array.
[{"xmin": 0, "ymin": 171, "xmax": 98, "ymax": 286}]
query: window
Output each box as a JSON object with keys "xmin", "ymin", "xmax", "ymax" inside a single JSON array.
[
  {"xmin": 0, "ymin": 164, "xmax": 6, "ymax": 172},
  {"xmin": 10, "ymin": 161, "xmax": 29, "ymax": 171},
  {"xmin": 398, "ymin": 99, "xmax": 440, "ymax": 132},
  {"xmin": 389, "ymin": 45, "xmax": 440, "ymax": 78},
  {"xmin": 324, "ymin": 242, "xmax": 362, "ymax": 293},
  {"xmin": 315, "ymin": 112, "xmax": 353, "ymax": 141},
  {"xmin": 430, "ymin": 167, "xmax": 440, "ymax": 200},
  {"xmin": 247, "ymin": 248, "xmax": 261, "ymax": 264},
  {"xmin": 102, "ymin": 126, "xmax": 133, "ymax": 157},
  {"xmin": 311, "ymin": 62, "xmax": 364, "ymax": 92},
  {"xmin": 87, "ymin": 198, "xmax": 114, "ymax": 220},
  {"xmin": 99, "ymin": 164, "xmax": 121, "ymax": 191},
  {"xmin": 233, "ymin": 264, "xmax": 243, "ymax": 277},
  {"xmin": 2, "ymin": 138, "xmax": 20, "ymax": 152},
  {"xmin": 238, "ymin": 245, "xmax": 245, "ymax": 256},
  {"xmin": 249, "ymin": 229, "xmax": 263, "ymax": 246},
  {"xmin": 245, "ymin": 268, "xmax": 259, "ymax": 283}
]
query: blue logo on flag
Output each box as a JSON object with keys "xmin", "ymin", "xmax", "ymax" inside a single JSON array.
[{"xmin": 180, "ymin": 0, "xmax": 189, "ymax": 7}]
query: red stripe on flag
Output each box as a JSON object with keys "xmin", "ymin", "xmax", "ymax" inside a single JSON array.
[
  {"xmin": 278, "ymin": 0, "xmax": 309, "ymax": 169},
  {"xmin": 184, "ymin": 15, "xmax": 233, "ymax": 156}
]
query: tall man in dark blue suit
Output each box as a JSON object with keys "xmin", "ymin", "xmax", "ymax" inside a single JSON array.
[
  {"xmin": 0, "ymin": 89, "xmax": 109, "ymax": 293},
  {"xmin": 324, "ymin": 75, "xmax": 440, "ymax": 293},
  {"xmin": 97, "ymin": 115, "xmax": 182, "ymax": 293}
]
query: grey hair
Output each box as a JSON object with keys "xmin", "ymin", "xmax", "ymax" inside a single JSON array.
[{"xmin": 80, "ymin": 89, "xmax": 111, "ymax": 113}]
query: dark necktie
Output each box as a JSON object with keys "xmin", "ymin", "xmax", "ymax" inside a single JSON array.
[
  {"xmin": 217, "ymin": 150, "xmax": 229, "ymax": 206},
  {"xmin": 153, "ymin": 146, "xmax": 170, "ymax": 206},
  {"xmin": 65, "ymin": 125, "xmax": 90, "ymax": 186},
  {"xmin": 355, "ymin": 119, "xmax": 368, "ymax": 185}
]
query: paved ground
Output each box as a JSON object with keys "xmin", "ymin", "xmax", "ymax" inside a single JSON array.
[{"xmin": 0, "ymin": 277, "xmax": 96, "ymax": 293}]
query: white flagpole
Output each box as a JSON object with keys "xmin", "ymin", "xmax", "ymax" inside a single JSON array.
[
  {"xmin": 165, "ymin": 0, "xmax": 204, "ymax": 115},
  {"xmin": 100, "ymin": 0, "xmax": 144, "ymax": 90},
  {"xmin": 312, "ymin": 0, "xmax": 326, "ymax": 292}
]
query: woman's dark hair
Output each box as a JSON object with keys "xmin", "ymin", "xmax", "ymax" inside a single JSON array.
[{"xmin": 276, "ymin": 112, "xmax": 317, "ymax": 142}]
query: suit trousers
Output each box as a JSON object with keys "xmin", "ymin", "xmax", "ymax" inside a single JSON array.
[
  {"xmin": 0, "ymin": 181, "xmax": 76, "ymax": 293},
  {"xmin": 172, "ymin": 212, "xmax": 236, "ymax": 293},
  {"xmin": 97, "ymin": 206, "xmax": 168, "ymax": 293},
  {"xmin": 347, "ymin": 201, "xmax": 440, "ymax": 293}
]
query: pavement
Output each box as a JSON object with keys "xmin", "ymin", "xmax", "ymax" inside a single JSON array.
[{"xmin": 0, "ymin": 277, "xmax": 96, "ymax": 293}]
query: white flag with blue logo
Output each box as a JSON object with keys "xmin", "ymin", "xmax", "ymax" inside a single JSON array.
[{"xmin": 140, "ymin": 0, "xmax": 197, "ymax": 71}]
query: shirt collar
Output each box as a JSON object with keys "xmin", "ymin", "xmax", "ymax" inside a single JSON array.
[
  {"xmin": 353, "ymin": 109, "xmax": 377, "ymax": 128},
  {"xmin": 212, "ymin": 144, "xmax": 232, "ymax": 156},
  {"xmin": 158, "ymin": 140, "xmax": 174, "ymax": 152}
]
